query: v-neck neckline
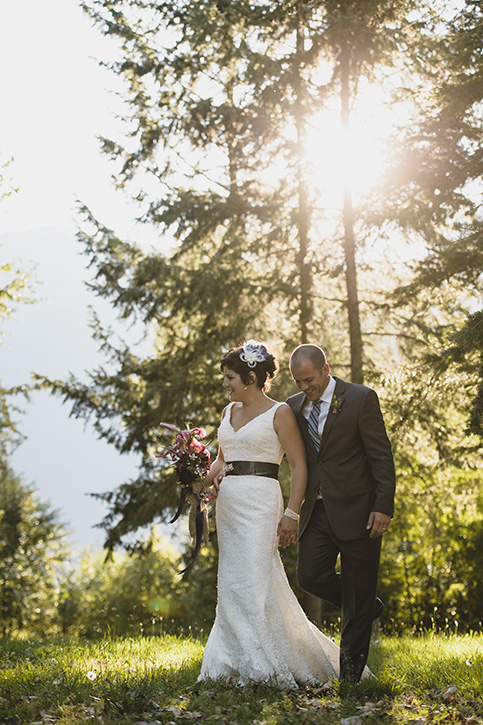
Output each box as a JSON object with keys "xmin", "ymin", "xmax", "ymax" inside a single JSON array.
[{"xmin": 228, "ymin": 402, "xmax": 278, "ymax": 434}]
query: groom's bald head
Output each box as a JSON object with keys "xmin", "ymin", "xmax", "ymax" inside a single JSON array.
[{"xmin": 289, "ymin": 344, "xmax": 327, "ymax": 373}]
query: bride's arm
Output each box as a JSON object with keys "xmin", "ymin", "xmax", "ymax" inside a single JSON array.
[
  {"xmin": 274, "ymin": 404, "xmax": 308, "ymax": 547},
  {"xmin": 203, "ymin": 449, "xmax": 225, "ymax": 489},
  {"xmin": 202, "ymin": 406, "xmax": 227, "ymax": 494}
]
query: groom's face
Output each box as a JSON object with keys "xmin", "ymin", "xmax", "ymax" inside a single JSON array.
[{"xmin": 291, "ymin": 360, "xmax": 330, "ymax": 402}]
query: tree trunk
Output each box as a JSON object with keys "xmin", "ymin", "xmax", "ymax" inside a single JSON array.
[
  {"xmin": 294, "ymin": 18, "xmax": 312, "ymax": 345},
  {"xmin": 340, "ymin": 42, "xmax": 364, "ymax": 384}
]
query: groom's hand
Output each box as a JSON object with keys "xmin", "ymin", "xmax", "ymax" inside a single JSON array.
[{"xmin": 367, "ymin": 511, "xmax": 391, "ymax": 538}]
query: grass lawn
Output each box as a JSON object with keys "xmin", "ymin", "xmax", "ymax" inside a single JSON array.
[{"xmin": 0, "ymin": 633, "xmax": 482, "ymax": 724}]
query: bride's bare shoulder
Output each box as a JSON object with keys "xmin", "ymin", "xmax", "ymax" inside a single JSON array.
[
  {"xmin": 221, "ymin": 402, "xmax": 234, "ymax": 420},
  {"xmin": 273, "ymin": 401, "xmax": 297, "ymax": 425}
]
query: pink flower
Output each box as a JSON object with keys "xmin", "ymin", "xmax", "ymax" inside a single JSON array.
[
  {"xmin": 156, "ymin": 422, "xmax": 211, "ymax": 484},
  {"xmin": 189, "ymin": 438, "xmax": 204, "ymax": 453}
]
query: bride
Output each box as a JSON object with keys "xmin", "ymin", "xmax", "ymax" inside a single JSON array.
[{"xmin": 198, "ymin": 340, "xmax": 341, "ymax": 688}]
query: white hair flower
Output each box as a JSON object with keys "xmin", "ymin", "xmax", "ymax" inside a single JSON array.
[{"xmin": 239, "ymin": 339, "xmax": 267, "ymax": 368}]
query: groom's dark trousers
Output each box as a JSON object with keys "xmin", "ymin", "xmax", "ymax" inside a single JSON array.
[{"xmin": 297, "ymin": 499, "xmax": 382, "ymax": 682}]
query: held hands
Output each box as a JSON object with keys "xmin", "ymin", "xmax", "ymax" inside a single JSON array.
[
  {"xmin": 277, "ymin": 515, "xmax": 298, "ymax": 548},
  {"xmin": 367, "ymin": 511, "xmax": 391, "ymax": 538}
]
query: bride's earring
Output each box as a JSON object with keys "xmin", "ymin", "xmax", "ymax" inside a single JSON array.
[{"xmin": 244, "ymin": 386, "xmax": 247, "ymax": 390}]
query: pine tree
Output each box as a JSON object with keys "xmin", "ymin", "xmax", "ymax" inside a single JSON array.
[
  {"xmin": 0, "ymin": 463, "xmax": 69, "ymax": 636},
  {"xmin": 377, "ymin": 0, "xmax": 483, "ymax": 434},
  {"xmin": 43, "ymin": 0, "xmax": 440, "ymax": 554},
  {"xmin": 0, "ymin": 159, "xmax": 32, "ymax": 456}
]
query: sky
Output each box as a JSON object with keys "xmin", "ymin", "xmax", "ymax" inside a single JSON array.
[
  {"xmin": 0, "ymin": 0, "xmax": 132, "ymax": 237},
  {"xmin": 0, "ymin": 0, "xmax": 160, "ymax": 552}
]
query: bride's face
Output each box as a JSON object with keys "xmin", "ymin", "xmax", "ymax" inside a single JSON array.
[{"xmin": 221, "ymin": 366, "xmax": 245, "ymax": 402}]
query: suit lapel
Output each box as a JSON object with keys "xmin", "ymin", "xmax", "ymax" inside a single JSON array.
[
  {"xmin": 291, "ymin": 393, "xmax": 319, "ymax": 456},
  {"xmin": 291, "ymin": 392, "xmax": 305, "ymax": 416}
]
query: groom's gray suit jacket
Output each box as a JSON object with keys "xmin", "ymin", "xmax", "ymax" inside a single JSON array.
[{"xmin": 287, "ymin": 377, "xmax": 396, "ymax": 541}]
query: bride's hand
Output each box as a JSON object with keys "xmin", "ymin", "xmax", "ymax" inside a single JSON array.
[
  {"xmin": 277, "ymin": 515, "xmax": 298, "ymax": 548},
  {"xmin": 212, "ymin": 470, "xmax": 224, "ymax": 499}
]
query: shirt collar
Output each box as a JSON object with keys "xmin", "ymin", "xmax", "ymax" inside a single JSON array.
[{"xmin": 319, "ymin": 375, "xmax": 336, "ymax": 405}]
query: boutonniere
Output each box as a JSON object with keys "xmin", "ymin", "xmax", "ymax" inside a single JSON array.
[{"xmin": 331, "ymin": 394, "xmax": 343, "ymax": 414}]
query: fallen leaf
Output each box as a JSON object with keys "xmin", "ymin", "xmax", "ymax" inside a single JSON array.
[
  {"xmin": 79, "ymin": 708, "xmax": 96, "ymax": 717},
  {"xmin": 404, "ymin": 694, "xmax": 417, "ymax": 709},
  {"xmin": 442, "ymin": 685, "xmax": 457, "ymax": 701},
  {"xmin": 357, "ymin": 700, "xmax": 384, "ymax": 716},
  {"xmin": 163, "ymin": 706, "xmax": 182, "ymax": 716},
  {"xmin": 179, "ymin": 713, "xmax": 203, "ymax": 720},
  {"xmin": 202, "ymin": 689, "xmax": 217, "ymax": 698},
  {"xmin": 298, "ymin": 697, "xmax": 324, "ymax": 710},
  {"xmin": 39, "ymin": 712, "xmax": 56, "ymax": 723}
]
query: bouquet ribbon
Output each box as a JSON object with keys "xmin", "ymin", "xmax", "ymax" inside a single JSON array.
[
  {"xmin": 170, "ymin": 479, "xmax": 209, "ymax": 575},
  {"xmin": 169, "ymin": 485, "xmax": 191, "ymax": 525}
]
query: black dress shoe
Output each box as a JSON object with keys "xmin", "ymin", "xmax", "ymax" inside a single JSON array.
[{"xmin": 373, "ymin": 597, "xmax": 384, "ymax": 619}]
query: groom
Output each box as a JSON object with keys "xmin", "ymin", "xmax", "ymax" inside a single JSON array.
[{"xmin": 286, "ymin": 344, "xmax": 396, "ymax": 683}]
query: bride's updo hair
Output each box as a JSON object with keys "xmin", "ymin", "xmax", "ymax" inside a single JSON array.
[{"xmin": 220, "ymin": 340, "xmax": 279, "ymax": 391}]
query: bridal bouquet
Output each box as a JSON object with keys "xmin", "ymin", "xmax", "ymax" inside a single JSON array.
[
  {"xmin": 157, "ymin": 423, "xmax": 211, "ymax": 484},
  {"xmin": 156, "ymin": 423, "xmax": 212, "ymax": 572}
]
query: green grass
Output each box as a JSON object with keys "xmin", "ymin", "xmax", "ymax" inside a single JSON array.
[{"xmin": 1, "ymin": 633, "xmax": 482, "ymax": 724}]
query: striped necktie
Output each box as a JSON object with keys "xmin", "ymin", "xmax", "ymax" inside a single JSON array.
[{"xmin": 308, "ymin": 399, "xmax": 322, "ymax": 452}]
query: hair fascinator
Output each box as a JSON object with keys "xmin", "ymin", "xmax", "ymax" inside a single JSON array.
[{"xmin": 239, "ymin": 339, "xmax": 268, "ymax": 368}]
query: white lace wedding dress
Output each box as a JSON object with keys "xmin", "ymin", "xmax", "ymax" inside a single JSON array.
[{"xmin": 198, "ymin": 402, "xmax": 340, "ymax": 688}]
